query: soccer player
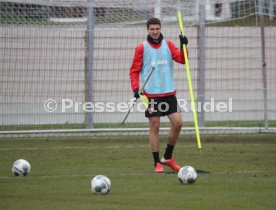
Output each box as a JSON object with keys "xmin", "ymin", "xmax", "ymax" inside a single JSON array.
[{"xmin": 129, "ymin": 17, "xmax": 188, "ymax": 173}]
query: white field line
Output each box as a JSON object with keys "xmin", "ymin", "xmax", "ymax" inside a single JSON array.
[
  {"xmin": 0, "ymin": 170, "xmax": 260, "ymax": 180},
  {"xmin": 0, "ymin": 142, "xmax": 259, "ymax": 151},
  {"xmin": 0, "ymin": 144, "xmax": 202, "ymax": 151}
]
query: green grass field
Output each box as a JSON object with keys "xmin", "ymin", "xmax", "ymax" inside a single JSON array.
[{"xmin": 0, "ymin": 134, "xmax": 275, "ymax": 210}]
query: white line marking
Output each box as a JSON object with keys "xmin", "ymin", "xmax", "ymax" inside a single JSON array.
[
  {"xmin": 0, "ymin": 170, "xmax": 260, "ymax": 180},
  {"xmin": 0, "ymin": 144, "xmax": 199, "ymax": 151},
  {"xmin": 1, "ymin": 143, "xmax": 263, "ymax": 151}
]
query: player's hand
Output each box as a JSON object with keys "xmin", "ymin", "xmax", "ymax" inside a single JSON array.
[
  {"xmin": 133, "ymin": 89, "xmax": 140, "ymax": 99},
  {"xmin": 179, "ymin": 35, "xmax": 188, "ymax": 47}
]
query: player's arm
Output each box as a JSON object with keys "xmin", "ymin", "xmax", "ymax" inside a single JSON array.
[
  {"xmin": 167, "ymin": 36, "xmax": 188, "ymax": 64},
  {"xmin": 129, "ymin": 43, "xmax": 144, "ymax": 91}
]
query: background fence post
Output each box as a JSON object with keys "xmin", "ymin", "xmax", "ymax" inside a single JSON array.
[
  {"xmin": 197, "ymin": 0, "xmax": 206, "ymax": 128},
  {"xmin": 260, "ymin": 13, "xmax": 268, "ymax": 129},
  {"xmin": 86, "ymin": 0, "xmax": 94, "ymax": 129}
]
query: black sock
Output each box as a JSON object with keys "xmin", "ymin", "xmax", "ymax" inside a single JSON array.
[
  {"xmin": 152, "ymin": 152, "xmax": 160, "ymax": 166},
  {"xmin": 164, "ymin": 144, "xmax": 174, "ymax": 160}
]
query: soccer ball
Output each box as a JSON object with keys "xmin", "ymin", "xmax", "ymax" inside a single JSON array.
[
  {"xmin": 178, "ymin": 166, "xmax": 197, "ymax": 184},
  {"xmin": 91, "ymin": 175, "xmax": 111, "ymax": 195},
  {"xmin": 12, "ymin": 159, "xmax": 31, "ymax": 176}
]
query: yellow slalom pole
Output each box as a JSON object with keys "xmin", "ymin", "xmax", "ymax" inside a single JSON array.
[{"xmin": 177, "ymin": 11, "xmax": 202, "ymax": 153}]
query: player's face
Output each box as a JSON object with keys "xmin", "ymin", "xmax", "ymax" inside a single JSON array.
[{"xmin": 147, "ymin": 24, "xmax": 161, "ymax": 40}]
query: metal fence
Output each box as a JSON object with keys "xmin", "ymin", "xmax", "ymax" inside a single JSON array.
[{"xmin": 0, "ymin": 0, "xmax": 276, "ymax": 136}]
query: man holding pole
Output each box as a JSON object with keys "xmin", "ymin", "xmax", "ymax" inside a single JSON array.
[{"xmin": 129, "ymin": 17, "xmax": 188, "ymax": 173}]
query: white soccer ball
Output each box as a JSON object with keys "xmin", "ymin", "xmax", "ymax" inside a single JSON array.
[
  {"xmin": 91, "ymin": 175, "xmax": 111, "ymax": 195},
  {"xmin": 12, "ymin": 159, "xmax": 31, "ymax": 176},
  {"xmin": 178, "ymin": 166, "xmax": 197, "ymax": 184}
]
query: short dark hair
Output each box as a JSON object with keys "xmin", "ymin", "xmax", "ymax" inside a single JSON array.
[{"xmin": 147, "ymin": 17, "xmax": 161, "ymax": 29}]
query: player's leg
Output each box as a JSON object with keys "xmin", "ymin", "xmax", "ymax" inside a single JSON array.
[
  {"xmin": 163, "ymin": 96, "xmax": 183, "ymax": 157},
  {"xmin": 167, "ymin": 112, "xmax": 183, "ymax": 147},
  {"xmin": 160, "ymin": 96, "xmax": 182, "ymax": 171},
  {"xmin": 148, "ymin": 116, "xmax": 164, "ymax": 173},
  {"xmin": 149, "ymin": 116, "xmax": 160, "ymax": 152}
]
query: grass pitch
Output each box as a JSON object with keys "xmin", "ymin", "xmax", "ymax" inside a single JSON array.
[{"xmin": 0, "ymin": 134, "xmax": 275, "ymax": 210}]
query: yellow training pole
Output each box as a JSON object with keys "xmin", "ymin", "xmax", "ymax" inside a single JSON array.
[{"xmin": 177, "ymin": 11, "xmax": 202, "ymax": 153}]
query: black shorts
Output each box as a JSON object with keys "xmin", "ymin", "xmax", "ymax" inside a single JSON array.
[{"xmin": 145, "ymin": 95, "xmax": 180, "ymax": 118}]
